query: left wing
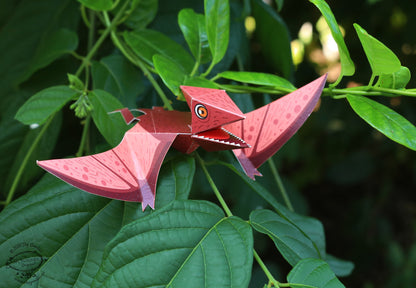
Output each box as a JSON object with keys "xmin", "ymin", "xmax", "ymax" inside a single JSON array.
[{"xmin": 38, "ymin": 128, "xmax": 177, "ymax": 211}]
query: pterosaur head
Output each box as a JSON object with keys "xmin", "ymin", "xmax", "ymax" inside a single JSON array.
[{"xmin": 180, "ymin": 86, "xmax": 249, "ymax": 151}]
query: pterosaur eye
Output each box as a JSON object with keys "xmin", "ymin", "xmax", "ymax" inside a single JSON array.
[{"xmin": 194, "ymin": 104, "xmax": 208, "ymax": 119}]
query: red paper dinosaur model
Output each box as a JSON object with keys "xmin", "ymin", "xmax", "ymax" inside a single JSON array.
[{"xmin": 38, "ymin": 75, "xmax": 327, "ymax": 210}]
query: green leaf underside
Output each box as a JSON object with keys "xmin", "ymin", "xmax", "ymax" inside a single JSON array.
[
  {"xmin": 91, "ymin": 54, "xmax": 143, "ymax": 108},
  {"xmin": 92, "ymin": 200, "xmax": 253, "ymax": 288},
  {"xmin": 354, "ymin": 23, "xmax": 401, "ymax": 76},
  {"xmin": 347, "ymin": 95, "xmax": 416, "ymax": 150},
  {"xmin": 217, "ymin": 71, "xmax": 295, "ymax": 90},
  {"xmin": 124, "ymin": 29, "xmax": 194, "ymax": 72},
  {"xmin": 250, "ymin": 209, "xmax": 324, "ymax": 266},
  {"xmin": 15, "ymin": 86, "xmax": 76, "ymax": 125},
  {"xmin": 205, "ymin": 0, "xmax": 230, "ymax": 65},
  {"xmin": 153, "ymin": 54, "xmax": 188, "ymax": 96},
  {"xmin": 89, "ymin": 89, "xmax": 129, "ymax": 147},
  {"xmin": 178, "ymin": 9, "xmax": 211, "ymax": 64},
  {"xmin": 288, "ymin": 258, "xmax": 345, "ymax": 288},
  {"xmin": 251, "ymin": 0, "xmax": 293, "ymax": 80},
  {"xmin": 122, "ymin": 0, "xmax": 158, "ymax": 30},
  {"xmin": 309, "ymin": 0, "xmax": 355, "ymax": 81}
]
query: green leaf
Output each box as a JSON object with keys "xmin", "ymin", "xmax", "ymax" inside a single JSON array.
[
  {"xmin": 205, "ymin": 0, "xmax": 230, "ymax": 65},
  {"xmin": 217, "ymin": 71, "xmax": 296, "ymax": 90},
  {"xmin": 78, "ymin": 0, "xmax": 113, "ymax": 11},
  {"xmin": 178, "ymin": 9, "xmax": 211, "ymax": 64},
  {"xmin": 251, "ymin": 0, "xmax": 293, "ymax": 80},
  {"xmin": 15, "ymin": 86, "xmax": 76, "ymax": 125},
  {"xmin": 121, "ymin": 0, "xmax": 158, "ymax": 30},
  {"xmin": 0, "ymin": 0, "xmax": 79, "ymax": 104},
  {"xmin": 326, "ymin": 254, "xmax": 354, "ymax": 277},
  {"xmin": 92, "ymin": 200, "xmax": 253, "ymax": 288},
  {"xmin": 310, "ymin": 0, "xmax": 355, "ymax": 85},
  {"xmin": 153, "ymin": 54, "xmax": 188, "ymax": 96},
  {"xmin": 27, "ymin": 28, "xmax": 78, "ymax": 77},
  {"xmin": 250, "ymin": 209, "xmax": 323, "ymax": 266},
  {"xmin": 275, "ymin": 0, "xmax": 284, "ymax": 11},
  {"xmin": 354, "ymin": 23, "xmax": 401, "ymax": 79},
  {"xmin": 91, "ymin": 54, "xmax": 144, "ymax": 107},
  {"xmin": 379, "ymin": 66, "xmax": 411, "ymax": 89},
  {"xmin": 0, "ymin": 175, "xmax": 128, "ymax": 288},
  {"xmin": 124, "ymin": 29, "xmax": 194, "ymax": 72},
  {"xmin": 347, "ymin": 94, "xmax": 416, "ymax": 151},
  {"xmin": 89, "ymin": 90, "xmax": 129, "ymax": 147},
  {"xmin": 287, "ymin": 258, "xmax": 345, "ymax": 288},
  {"xmin": 156, "ymin": 155, "xmax": 196, "ymax": 207},
  {"xmin": 183, "ymin": 76, "xmax": 218, "ymax": 89}
]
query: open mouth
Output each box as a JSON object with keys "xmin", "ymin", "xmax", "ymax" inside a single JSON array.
[{"xmin": 192, "ymin": 127, "xmax": 249, "ymax": 149}]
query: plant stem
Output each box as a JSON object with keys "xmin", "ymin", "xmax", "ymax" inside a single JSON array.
[
  {"xmin": 196, "ymin": 152, "xmax": 232, "ymax": 217},
  {"xmin": 267, "ymin": 158, "xmax": 294, "ymax": 212},
  {"xmin": 76, "ymin": 115, "xmax": 91, "ymax": 157},
  {"xmin": 4, "ymin": 115, "xmax": 55, "ymax": 206},
  {"xmin": 253, "ymin": 250, "xmax": 281, "ymax": 287},
  {"xmin": 75, "ymin": 1, "xmax": 130, "ymax": 78}
]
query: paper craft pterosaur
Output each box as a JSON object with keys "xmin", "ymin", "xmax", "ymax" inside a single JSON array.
[{"xmin": 38, "ymin": 74, "xmax": 327, "ymax": 210}]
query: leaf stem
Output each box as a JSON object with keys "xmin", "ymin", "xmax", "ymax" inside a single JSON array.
[
  {"xmin": 4, "ymin": 114, "xmax": 55, "ymax": 206},
  {"xmin": 75, "ymin": 1, "xmax": 130, "ymax": 78},
  {"xmin": 76, "ymin": 115, "xmax": 91, "ymax": 157},
  {"xmin": 196, "ymin": 152, "xmax": 232, "ymax": 217},
  {"xmin": 267, "ymin": 158, "xmax": 294, "ymax": 212},
  {"xmin": 253, "ymin": 250, "xmax": 281, "ymax": 287}
]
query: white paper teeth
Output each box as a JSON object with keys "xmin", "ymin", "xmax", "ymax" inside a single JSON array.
[{"xmin": 193, "ymin": 134, "xmax": 242, "ymax": 147}]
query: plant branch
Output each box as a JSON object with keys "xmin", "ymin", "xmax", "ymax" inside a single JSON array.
[{"xmin": 76, "ymin": 115, "xmax": 91, "ymax": 157}]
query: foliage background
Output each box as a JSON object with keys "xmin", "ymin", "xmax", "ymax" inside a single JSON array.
[{"xmin": 0, "ymin": 0, "xmax": 416, "ymax": 287}]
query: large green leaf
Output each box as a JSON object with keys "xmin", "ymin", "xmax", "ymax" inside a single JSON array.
[
  {"xmin": 0, "ymin": 0, "xmax": 79, "ymax": 104},
  {"xmin": 89, "ymin": 90, "xmax": 129, "ymax": 147},
  {"xmin": 251, "ymin": 0, "xmax": 293, "ymax": 80},
  {"xmin": 153, "ymin": 54, "xmax": 188, "ymax": 96},
  {"xmin": 124, "ymin": 29, "xmax": 194, "ymax": 72},
  {"xmin": 287, "ymin": 258, "xmax": 345, "ymax": 288},
  {"xmin": 15, "ymin": 86, "xmax": 77, "ymax": 125},
  {"xmin": 91, "ymin": 54, "xmax": 144, "ymax": 108},
  {"xmin": 309, "ymin": 0, "xmax": 355, "ymax": 85},
  {"xmin": 204, "ymin": 0, "xmax": 230, "ymax": 65},
  {"xmin": 0, "ymin": 175, "xmax": 123, "ymax": 288},
  {"xmin": 217, "ymin": 71, "xmax": 295, "ymax": 90},
  {"xmin": 250, "ymin": 209, "xmax": 323, "ymax": 266},
  {"xmin": 92, "ymin": 200, "xmax": 253, "ymax": 288},
  {"xmin": 26, "ymin": 28, "xmax": 78, "ymax": 78},
  {"xmin": 354, "ymin": 23, "xmax": 401, "ymax": 79},
  {"xmin": 347, "ymin": 94, "xmax": 416, "ymax": 151},
  {"xmin": 178, "ymin": 8, "xmax": 211, "ymax": 64}
]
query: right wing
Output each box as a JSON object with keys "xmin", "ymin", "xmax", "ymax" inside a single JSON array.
[
  {"xmin": 225, "ymin": 75, "xmax": 327, "ymax": 179},
  {"xmin": 38, "ymin": 128, "xmax": 177, "ymax": 211}
]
